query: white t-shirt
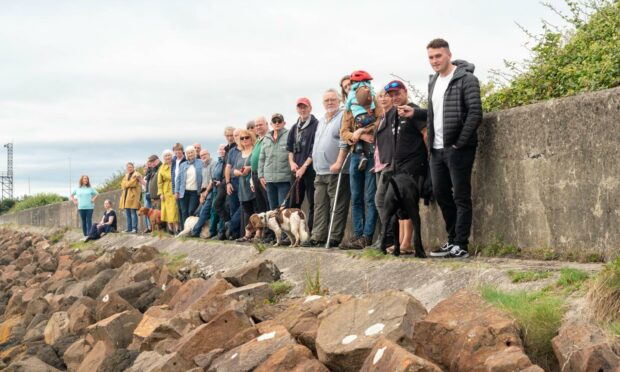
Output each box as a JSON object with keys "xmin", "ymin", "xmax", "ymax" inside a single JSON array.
[
  {"xmin": 185, "ymin": 164, "xmax": 197, "ymax": 191},
  {"xmin": 431, "ymin": 68, "xmax": 455, "ymax": 149}
]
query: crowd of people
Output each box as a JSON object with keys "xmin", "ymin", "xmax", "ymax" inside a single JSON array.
[{"xmin": 72, "ymin": 38, "xmax": 482, "ymax": 259}]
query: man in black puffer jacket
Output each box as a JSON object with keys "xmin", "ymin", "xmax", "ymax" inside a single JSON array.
[{"xmin": 399, "ymin": 38, "xmax": 482, "ymax": 259}]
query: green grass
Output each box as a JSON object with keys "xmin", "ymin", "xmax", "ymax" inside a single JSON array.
[
  {"xmin": 587, "ymin": 257, "xmax": 620, "ymax": 325},
  {"xmin": 481, "ymin": 286, "xmax": 565, "ymax": 370},
  {"xmin": 70, "ymin": 240, "xmax": 94, "ymax": 251},
  {"xmin": 609, "ymin": 322, "xmax": 620, "ymax": 339},
  {"xmin": 49, "ymin": 227, "xmax": 68, "ymax": 244},
  {"xmin": 252, "ymin": 241, "xmax": 267, "ymax": 254},
  {"xmin": 556, "ymin": 268, "xmax": 590, "ymax": 291},
  {"xmin": 507, "ymin": 270, "xmax": 551, "ymax": 283},
  {"xmin": 303, "ymin": 260, "xmax": 328, "ymax": 296},
  {"xmin": 347, "ymin": 248, "xmax": 394, "ymax": 260},
  {"xmin": 473, "ymin": 238, "xmax": 520, "ymax": 257},
  {"xmin": 269, "ymin": 280, "xmax": 294, "ymax": 302},
  {"xmin": 157, "ymin": 252, "xmax": 188, "ymax": 274}
]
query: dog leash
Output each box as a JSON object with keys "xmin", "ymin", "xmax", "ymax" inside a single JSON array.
[{"xmin": 279, "ymin": 177, "xmax": 300, "ymax": 208}]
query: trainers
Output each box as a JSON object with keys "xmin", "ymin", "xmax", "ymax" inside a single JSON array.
[
  {"xmin": 358, "ymin": 157, "xmax": 368, "ymax": 172},
  {"xmin": 430, "ymin": 242, "xmax": 454, "ymax": 257},
  {"xmin": 447, "ymin": 245, "xmax": 469, "ymax": 259}
]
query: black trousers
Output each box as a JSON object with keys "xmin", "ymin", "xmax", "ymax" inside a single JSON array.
[
  {"xmin": 214, "ymin": 182, "xmax": 230, "ymax": 222},
  {"xmin": 430, "ymin": 146, "xmax": 476, "ymax": 249},
  {"xmin": 289, "ymin": 167, "xmax": 315, "ymax": 232},
  {"xmin": 251, "ymin": 173, "xmax": 269, "ymax": 213}
]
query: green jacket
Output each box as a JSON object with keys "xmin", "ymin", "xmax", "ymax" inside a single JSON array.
[{"xmin": 258, "ymin": 128, "xmax": 290, "ymax": 183}]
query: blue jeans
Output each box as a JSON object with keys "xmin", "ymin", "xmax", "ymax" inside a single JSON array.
[
  {"xmin": 266, "ymin": 182, "xmax": 291, "ymax": 210},
  {"xmin": 191, "ymin": 191, "xmax": 214, "ymax": 236},
  {"xmin": 179, "ymin": 190, "xmax": 199, "ymax": 230},
  {"xmin": 143, "ymin": 193, "xmax": 152, "ymax": 230},
  {"xmin": 228, "ymin": 188, "xmax": 241, "ymax": 237},
  {"xmin": 125, "ymin": 209, "xmax": 138, "ymax": 232},
  {"xmin": 78, "ymin": 209, "xmax": 94, "ymax": 236},
  {"xmin": 349, "ymin": 152, "xmax": 378, "ymax": 239}
]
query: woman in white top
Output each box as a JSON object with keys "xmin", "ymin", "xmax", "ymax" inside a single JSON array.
[{"xmin": 174, "ymin": 146, "xmax": 203, "ymax": 230}]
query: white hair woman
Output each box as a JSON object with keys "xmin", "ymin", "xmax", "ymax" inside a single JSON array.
[
  {"xmin": 158, "ymin": 149, "xmax": 180, "ymax": 233},
  {"xmin": 175, "ymin": 145, "xmax": 204, "ymax": 230}
]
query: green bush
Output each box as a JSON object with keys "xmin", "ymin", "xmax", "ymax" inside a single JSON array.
[
  {"xmin": 484, "ymin": 0, "xmax": 620, "ymax": 111},
  {"xmin": 0, "ymin": 198, "xmax": 16, "ymax": 215},
  {"xmin": 10, "ymin": 193, "xmax": 68, "ymax": 213}
]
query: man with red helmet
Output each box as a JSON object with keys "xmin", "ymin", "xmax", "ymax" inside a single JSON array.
[{"xmin": 339, "ymin": 70, "xmax": 384, "ymax": 249}]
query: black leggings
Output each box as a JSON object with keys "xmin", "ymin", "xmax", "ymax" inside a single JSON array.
[{"xmin": 241, "ymin": 200, "xmax": 256, "ymax": 232}]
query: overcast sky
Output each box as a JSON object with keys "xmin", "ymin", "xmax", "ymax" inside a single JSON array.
[{"xmin": 0, "ymin": 0, "xmax": 568, "ymax": 197}]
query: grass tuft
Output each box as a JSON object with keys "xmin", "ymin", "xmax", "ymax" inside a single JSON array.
[
  {"xmin": 587, "ymin": 257, "xmax": 620, "ymax": 325},
  {"xmin": 507, "ymin": 270, "xmax": 551, "ymax": 283},
  {"xmin": 49, "ymin": 227, "xmax": 68, "ymax": 244},
  {"xmin": 270, "ymin": 280, "xmax": 294, "ymax": 302},
  {"xmin": 70, "ymin": 240, "xmax": 93, "ymax": 251},
  {"xmin": 473, "ymin": 238, "xmax": 520, "ymax": 257},
  {"xmin": 556, "ymin": 268, "xmax": 590, "ymax": 291},
  {"xmin": 157, "ymin": 252, "xmax": 188, "ymax": 274},
  {"xmin": 481, "ymin": 286, "xmax": 565, "ymax": 370},
  {"xmin": 303, "ymin": 260, "xmax": 328, "ymax": 296},
  {"xmin": 253, "ymin": 241, "xmax": 267, "ymax": 254}
]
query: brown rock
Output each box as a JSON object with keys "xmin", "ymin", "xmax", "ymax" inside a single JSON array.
[
  {"xmin": 99, "ymin": 261, "xmax": 160, "ymax": 305},
  {"xmin": 125, "ymin": 350, "xmax": 194, "ymax": 372},
  {"xmin": 24, "ymin": 320, "xmax": 47, "ymax": 342},
  {"xmin": 194, "ymin": 348, "xmax": 225, "ymax": 369},
  {"xmin": 152, "ymin": 278, "xmax": 182, "ymax": 306},
  {"xmin": 223, "ymin": 259, "xmax": 281, "ymax": 287},
  {"xmin": 168, "ymin": 276, "xmax": 233, "ymax": 313},
  {"xmin": 131, "ymin": 245, "xmax": 159, "ymax": 263},
  {"xmin": 275, "ymin": 294, "xmax": 351, "ymax": 352},
  {"xmin": 67, "ymin": 297, "xmax": 96, "ymax": 334},
  {"xmin": 131, "ymin": 305, "xmax": 202, "ymax": 351},
  {"xmin": 172, "ymin": 309, "xmax": 255, "ymax": 362},
  {"xmin": 72, "ymin": 261, "xmax": 100, "ymax": 281},
  {"xmin": 484, "ymin": 346, "xmax": 537, "ymax": 371},
  {"xmin": 84, "ymin": 269, "xmax": 117, "ymax": 299},
  {"xmin": 95, "ymin": 292, "xmax": 136, "ymax": 321},
  {"xmin": 6, "ymin": 356, "xmax": 61, "ymax": 372},
  {"xmin": 316, "ymin": 290, "xmax": 427, "ymax": 372},
  {"xmin": 413, "ymin": 289, "xmax": 528, "ymax": 372},
  {"xmin": 360, "ymin": 337, "xmax": 441, "ymax": 372},
  {"xmin": 44, "ymin": 312, "xmax": 70, "ymax": 345},
  {"xmin": 0, "ymin": 316, "xmax": 25, "ymax": 344},
  {"xmin": 255, "ymin": 344, "xmax": 329, "ymax": 372},
  {"xmin": 223, "ymin": 282, "xmax": 274, "ymax": 305},
  {"xmin": 76, "ymin": 341, "xmax": 114, "ymax": 372},
  {"xmin": 110, "ymin": 247, "xmax": 132, "ymax": 268},
  {"xmin": 551, "ymin": 320, "xmax": 620, "ymax": 372},
  {"xmin": 208, "ymin": 321, "xmax": 296, "ymax": 372},
  {"xmin": 63, "ymin": 338, "xmax": 91, "ymax": 372},
  {"xmin": 56, "ymin": 255, "xmax": 74, "ymax": 272},
  {"xmin": 86, "ymin": 309, "xmax": 143, "ymax": 349}
]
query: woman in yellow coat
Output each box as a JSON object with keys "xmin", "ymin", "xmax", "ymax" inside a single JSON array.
[
  {"xmin": 119, "ymin": 162, "xmax": 142, "ymax": 233},
  {"xmin": 158, "ymin": 150, "xmax": 179, "ymax": 234}
]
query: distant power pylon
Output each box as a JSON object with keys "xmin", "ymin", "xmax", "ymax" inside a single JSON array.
[{"xmin": 1, "ymin": 142, "xmax": 14, "ymax": 200}]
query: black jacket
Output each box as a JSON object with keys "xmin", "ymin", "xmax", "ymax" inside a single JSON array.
[
  {"xmin": 286, "ymin": 114, "xmax": 318, "ymax": 167},
  {"xmin": 427, "ymin": 60, "xmax": 482, "ymax": 150},
  {"xmin": 376, "ymin": 104, "xmax": 427, "ymax": 167}
]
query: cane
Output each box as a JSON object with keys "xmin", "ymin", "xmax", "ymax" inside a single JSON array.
[{"xmin": 326, "ymin": 152, "xmax": 351, "ymax": 248}]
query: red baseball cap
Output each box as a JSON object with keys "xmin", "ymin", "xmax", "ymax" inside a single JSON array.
[{"xmin": 296, "ymin": 97, "xmax": 312, "ymax": 107}]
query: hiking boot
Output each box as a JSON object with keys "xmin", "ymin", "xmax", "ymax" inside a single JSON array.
[
  {"xmin": 358, "ymin": 157, "xmax": 368, "ymax": 172},
  {"xmin": 327, "ymin": 239, "xmax": 340, "ymax": 248},
  {"xmin": 447, "ymin": 245, "xmax": 469, "ymax": 259},
  {"xmin": 339, "ymin": 236, "xmax": 360, "ymax": 249},
  {"xmin": 430, "ymin": 242, "xmax": 454, "ymax": 257},
  {"xmin": 348, "ymin": 236, "xmax": 368, "ymax": 250}
]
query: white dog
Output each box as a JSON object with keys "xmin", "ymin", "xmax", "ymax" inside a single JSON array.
[
  {"xmin": 175, "ymin": 216, "xmax": 209, "ymax": 238},
  {"xmin": 263, "ymin": 208, "xmax": 309, "ymax": 247}
]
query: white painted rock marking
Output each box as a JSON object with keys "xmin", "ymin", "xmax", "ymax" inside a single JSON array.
[
  {"xmin": 373, "ymin": 346, "xmax": 387, "ymax": 365},
  {"xmin": 365, "ymin": 323, "xmax": 385, "ymax": 336},
  {"xmin": 257, "ymin": 331, "xmax": 276, "ymax": 341},
  {"xmin": 341, "ymin": 334, "xmax": 358, "ymax": 345}
]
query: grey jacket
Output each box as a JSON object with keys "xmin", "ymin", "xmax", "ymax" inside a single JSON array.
[
  {"xmin": 258, "ymin": 128, "xmax": 291, "ymax": 183},
  {"xmin": 201, "ymin": 158, "xmax": 216, "ymax": 190},
  {"xmin": 427, "ymin": 60, "xmax": 482, "ymax": 149}
]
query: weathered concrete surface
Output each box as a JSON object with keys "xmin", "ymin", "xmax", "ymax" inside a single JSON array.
[
  {"xmin": 20, "ymin": 226, "xmax": 603, "ymax": 311},
  {"xmin": 1, "ymin": 87, "xmax": 619, "ymax": 257}
]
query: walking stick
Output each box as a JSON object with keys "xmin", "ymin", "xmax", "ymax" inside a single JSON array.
[{"xmin": 326, "ymin": 152, "xmax": 351, "ymax": 248}]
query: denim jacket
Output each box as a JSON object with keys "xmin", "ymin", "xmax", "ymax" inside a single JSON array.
[{"xmin": 175, "ymin": 158, "xmax": 203, "ymax": 198}]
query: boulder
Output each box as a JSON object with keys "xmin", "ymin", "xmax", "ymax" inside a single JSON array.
[
  {"xmin": 413, "ymin": 289, "xmax": 531, "ymax": 372},
  {"xmin": 172, "ymin": 309, "xmax": 256, "ymax": 362},
  {"xmin": 275, "ymin": 294, "xmax": 351, "ymax": 352},
  {"xmin": 255, "ymin": 344, "xmax": 329, "ymax": 372},
  {"xmin": 0, "ymin": 316, "xmax": 26, "ymax": 344},
  {"xmin": 125, "ymin": 350, "xmax": 194, "ymax": 372},
  {"xmin": 5, "ymin": 357, "xmax": 61, "ymax": 372},
  {"xmin": 67, "ymin": 297, "xmax": 96, "ymax": 334},
  {"xmin": 44, "ymin": 311, "xmax": 70, "ymax": 345},
  {"xmin": 109, "ymin": 247, "xmax": 131, "ymax": 269},
  {"xmin": 223, "ymin": 282, "xmax": 274, "ymax": 305},
  {"xmin": 223, "ymin": 259, "xmax": 281, "ymax": 287},
  {"xmin": 84, "ymin": 269, "xmax": 117, "ymax": 299},
  {"xmin": 86, "ymin": 309, "xmax": 143, "ymax": 349},
  {"xmin": 72, "ymin": 261, "xmax": 100, "ymax": 281},
  {"xmin": 152, "ymin": 278, "xmax": 182, "ymax": 306},
  {"xmin": 551, "ymin": 320, "xmax": 620, "ymax": 372},
  {"xmin": 51, "ymin": 333, "xmax": 80, "ymax": 359},
  {"xmin": 130, "ymin": 305, "xmax": 202, "ymax": 352},
  {"xmin": 95, "ymin": 292, "xmax": 136, "ymax": 321},
  {"xmin": 97, "ymin": 348, "xmax": 139, "ymax": 372},
  {"xmin": 23, "ymin": 320, "xmax": 47, "ymax": 342},
  {"xmin": 30, "ymin": 342, "xmax": 65, "ymax": 370},
  {"xmin": 76, "ymin": 341, "xmax": 114, "ymax": 372},
  {"xmin": 316, "ymin": 290, "xmax": 427, "ymax": 372},
  {"xmin": 168, "ymin": 276, "xmax": 233, "ymax": 313},
  {"xmin": 194, "ymin": 349, "xmax": 225, "ymax": 369},
  {"xmin": 484, "ymin": 346, "xmax": 539, "ymax": 371},
  {"xmin": 360, "ymin": 337, "xmax": 441, "ymax": 372},
  {"xmin": 99, "ymin": 261, "xmax": 160, "ymax": 306},
  {"xmin": 208, "ymin": 320, "xmax": 296, "ymax": 372},
  {"xmin": 63, "ymin": 338, "xmax": 91, "ymax": 372},
  {"xmin": 131, "ymin": 245, "xmax": 159, "ymax": 263}
]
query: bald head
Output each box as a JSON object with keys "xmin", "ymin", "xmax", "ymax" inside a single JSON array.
[{"xmin": 254, "ymin": 116, "xmax": 268, "ymax": 137}]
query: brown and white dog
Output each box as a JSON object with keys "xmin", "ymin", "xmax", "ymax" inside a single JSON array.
[
  {"xmin": 138, "ymin": 207, "xmax": 164, "ymax": 232},
  {"xmin": 247, "ymin": 208, "xmax": 309, "ymax": 247}
]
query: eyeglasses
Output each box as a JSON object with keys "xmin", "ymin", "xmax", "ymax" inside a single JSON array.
[
  {"xmin": 384, "ymin": 82, "xmax": 403, "ymax": 91},
  {"xmin": 272, "ymin": 119, "xmax": 283, "ymax": 124},
  {"xmin": 240, "ymin": 136, "xmax": 251, "ymax": 140}
]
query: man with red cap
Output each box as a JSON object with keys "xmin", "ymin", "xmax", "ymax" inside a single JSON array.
[
  {"xmin": 339, "ymin": 70, "xmax": 384, "ymax": 249},
  {"xmin": 286, "ymin": 97, "xmax": 319, "ymax": 232}
]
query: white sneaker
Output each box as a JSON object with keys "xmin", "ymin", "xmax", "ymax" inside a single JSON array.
[
  {"xmin": 447, "ymin": 245, "xmax": 469, "ymax": 259},
  {"xmin": 430, "ymin": 242, "xmax": 454, "ymax": 257}
]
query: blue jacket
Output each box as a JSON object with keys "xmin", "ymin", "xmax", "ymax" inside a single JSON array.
[
  {"xmin": 213, "ymin": 157, "xmax": 225, "ymax": 181},
  {"xmin": 171, "ymin": 155, "xmax": 187, "ymax": 193},
  {"xmin": 175, "ymin": 158, "xmax": 203, "ymax": 198}
]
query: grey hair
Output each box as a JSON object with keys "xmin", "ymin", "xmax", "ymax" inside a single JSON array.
[
  {"xmin": 185, "ymin": 146, "xmax": 196, "ymax": 154},
  {"xmin": 162, "ymin": 149, "xmax": 173, "ymax": 158},
  {"xmin": 324, "ymin": 88, "xmax": 341, "ymax": 101},
  {"xmin": 224, "ymin": 126, "xmax": 235, "ymax": 134}
]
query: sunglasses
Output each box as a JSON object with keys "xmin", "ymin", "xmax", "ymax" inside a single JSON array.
[
  {"xmin": 272, "ymin": 119, "xmax": 283, "ymax": 124},
  {"xmin": 384, "ymin": 82, "xmax": 403, "ymax": 91},
  {"xmin": 240, "ymin": 136, "xmax": 251, "ymax": 140}
]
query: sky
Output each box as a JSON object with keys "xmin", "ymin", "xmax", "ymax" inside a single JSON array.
[{"xmin": 0, "ymin": 0, "xmax": 569, "ymax": 197}]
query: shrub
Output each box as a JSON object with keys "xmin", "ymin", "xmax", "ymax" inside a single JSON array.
[
  {"xmin": 484, "ymin": 0, "xmax": 620, "ymax": 111},
  {"xmin": 10, "ymin": 193, "xmax": 68, "ymax": 213},
  {"xmin": 587, "ymin": 257, "xmax": 620, "ymax": 324},
  {"xmin": 0, "ymin": 198, "xmax": 16, "ymax": 215}
]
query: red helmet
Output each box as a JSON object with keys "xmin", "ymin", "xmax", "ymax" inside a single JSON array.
[{"xmin": 350, "ymin": 70, "xmax": 373, "ymax": 82}]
